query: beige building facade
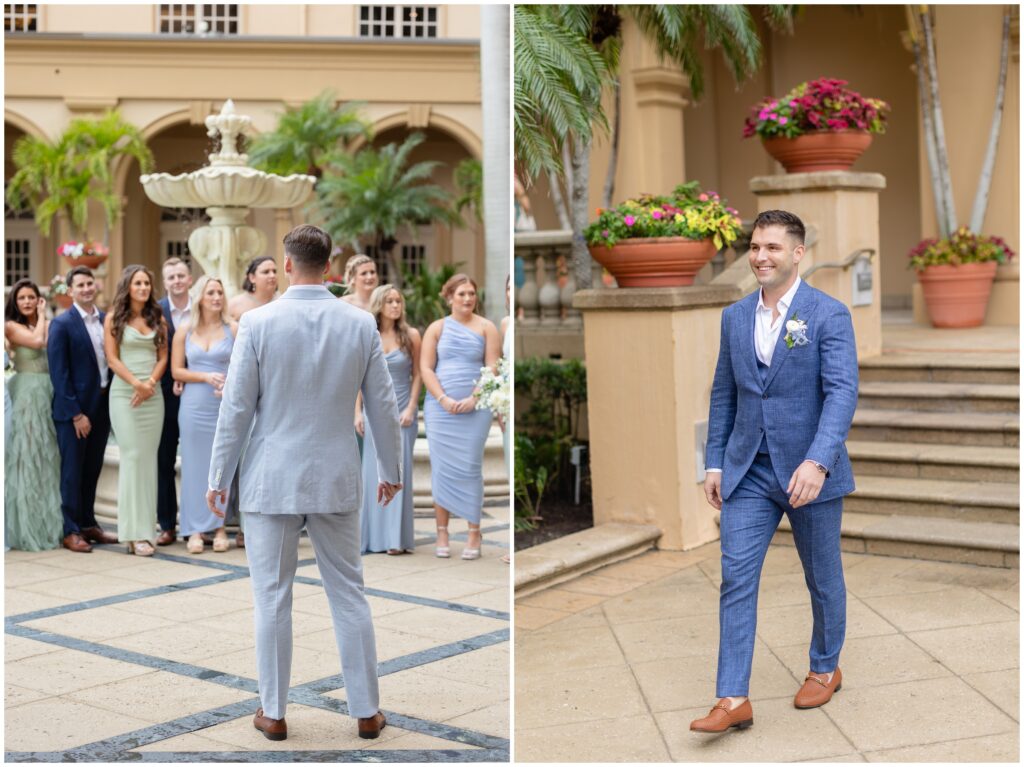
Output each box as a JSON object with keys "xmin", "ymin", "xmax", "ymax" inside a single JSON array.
[
  {"xmin": 5, "ymin": 3, "xmax": 487, "ymax": 302},
  {"xmin": 528, "ymin": 4, "xmax": 1019, "ymax": 315}
]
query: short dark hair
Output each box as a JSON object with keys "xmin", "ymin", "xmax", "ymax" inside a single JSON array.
[
  {"xmin": 753, "ymin": 209, "xmax": 806, "ymax": 245},
  {"xmin": 283, "ymin": 225, "xmax": 332, "ymax": 271},
  {"xmin": 67, "ymin": 265, "xmax": 94, "ymax": 288}
]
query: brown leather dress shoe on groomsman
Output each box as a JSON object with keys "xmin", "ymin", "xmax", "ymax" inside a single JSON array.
[
  {"xmin": 155, "ymin": 530, "xmax": 176, "ymax": 546},
  {"xmin": 358, "ymin": 711, "xmax": 386, "ymax": 739},
  {"xmin": 690, "ymin": 698, "xmax": 753, "ymax": 733},
  {"xmin": 62, "ymin": 532, "xmax": 92, "ymax": 553},
  {"xmin": 253, "ymin": 708, "xmax": 287, "ymax": 741},
  {"xmin": 80, "ymin": 526, "xmax": 118, "ymax": 545},
  {"xmin": 794, "ymin": 668, "xmax": 842, "ymax": 709}
]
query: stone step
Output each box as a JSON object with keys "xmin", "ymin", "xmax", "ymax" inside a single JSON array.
[
  {"xmin": 845, "ymin": 475, "xmax": 1019, "ymax": 525},
  {"xmin": 848, "ymin": 441, "xmax": 1019, "ymax": 483},
  {"xmin": 849, "ymin": 409, "xmax": 1019, "ymax": 447},
  {"xmin": 858, "ymin": 353, "xmax": 1018, "ymax": 385},
  {"xmin": 773, "ymin": 512, "xmax": 1018, "ymax": 568},
  {"xmin": 857, "ymin": 381, "xmax": 1019, "ymax": 414}
]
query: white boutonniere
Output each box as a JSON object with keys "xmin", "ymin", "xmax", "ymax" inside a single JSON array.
[{"xmin": 784, "ymin": 315, "xmax": 809, "ymax": 349}]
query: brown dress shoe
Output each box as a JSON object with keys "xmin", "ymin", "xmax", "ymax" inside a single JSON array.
[
  {"xmin": 62, "ymin": 533, "xmax": 93, "ymax": 553},
  {"xmin": 794, "ymin": 668, "xmax": 842, "ymax": 709},
  {"xmin": 236, "ymin": 531, "xmax": 245, "ymax": 549},
  {"xmin": 690, "ymin": 698, "xmax": 753, "ymax": 733},
  {"xmin": 155, "ymin": 530, "xmax": 176, "ymax": 546},
  {"xmin": 358, "ymin": 711, "xmax": 386, "ymax": 739},
  {"xmin": 253, "ymin": 708, "xmax": 287, "ymax": 741},
  {"xmin": 80, "ymin": 526, "xmax": 118, "ymax": 545}
]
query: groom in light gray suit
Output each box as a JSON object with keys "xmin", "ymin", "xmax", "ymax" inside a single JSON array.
[{"xmin": 207, "ymin": 224, "xmax": 402, "ymax": 742}]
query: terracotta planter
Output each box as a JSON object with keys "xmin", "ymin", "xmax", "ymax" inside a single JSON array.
[
  {"xmin": 53, "ymin": 294, "xmax": 74, "ymax": 310},
  {"xmin": 762, "ymin": 131, "xmax": 872, "ymax": 173},
  {"xmin": 587, "ymin": 237, "xmax": 717, "ymax": 288},
  {"xmin": 917, "ymin": 261, "xmax": 998, "ymax": 328},
  {"xmin": 61, "ymin": 253, "xmax": 108, "ymax": 270}
]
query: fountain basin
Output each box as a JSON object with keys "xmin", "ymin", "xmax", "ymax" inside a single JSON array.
[{"xmin": 140, "ymin": 165, "xmax": 315, "ymax": 209}]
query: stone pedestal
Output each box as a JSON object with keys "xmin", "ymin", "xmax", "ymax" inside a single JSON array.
[
  {"xmin": 573, "ymin": 285, "xmax": 742, "ymax": 550},
  {"xmin": 750, "ymin": 171, "xmax": 886, "ymax": 359}
]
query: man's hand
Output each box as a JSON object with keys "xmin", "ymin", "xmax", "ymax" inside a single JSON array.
[
  {"xmin": 399, "ymin": 407, "xmax": 415, "ymax": 428},
  {"xmin": 703, "ymin": 472, "xmax": 723, "ymax": 511},
  {"xmin": 788, "ymin": 461, "xmax": 826, "ymax": 508},
  {"xmin": 72, "ymin": 414, "xmax": 91, "ymax": 439},
  {"xmin": 207, "ymin": 488, "xmax": 227, "ymax": 518},
  {"xmin": 377, "ymin": 481, "xmax": 403, "ymax": 506},
  {"xmin": 354, "ymin": 411, "xmax": 365, "ymax": 437}
]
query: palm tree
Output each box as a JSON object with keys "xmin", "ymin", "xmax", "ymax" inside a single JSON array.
[
  {"xmin": 6, "ymin": 110, "xmax": 154, "ymax": 243},
  {"xmin": 247, "ymin": 91, "xmax": 372, "ymax": 178},
  {"xmin": 453, "ymin": 158, "xmax": 483, "ymax": 224},
  {"xmin": 314, "ymin": 132, "xmax": 460, "ymax": 288},
  {"xmin": 515, "ymin": 5, "xmax": 796, "ymax": 287}
]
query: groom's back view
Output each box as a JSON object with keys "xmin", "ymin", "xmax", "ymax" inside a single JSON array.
[{"xmin": 208, "ymin": 224, "xmax": 402, "ymax": 742}]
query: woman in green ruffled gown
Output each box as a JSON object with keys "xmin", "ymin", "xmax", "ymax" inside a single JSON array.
[{"xmin": 4, "ymin": 279, "xmax": 63, "ymax": 551}]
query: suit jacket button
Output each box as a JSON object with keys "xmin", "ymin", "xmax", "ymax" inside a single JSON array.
[{"xmin": 762, "ymin": 393, "xmax": 768, "ymax": 400}]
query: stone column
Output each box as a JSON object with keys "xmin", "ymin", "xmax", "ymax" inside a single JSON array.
[
  {"xmin": 573, "ymin": 285, "xmax": 741, "ymax": 550},
  {"xmin": 750, "ymin": 172, "xmax": 886, "ymax": 359}
]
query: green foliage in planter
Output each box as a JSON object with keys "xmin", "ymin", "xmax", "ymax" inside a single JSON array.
[
  {"xmin": 400, "ymin": 261, "xmax": 463, "ymax": 332},
  {"xmin": 908, "ymin": 227, "xmax": 1016, "ymax": 270},
  {"xmin": 514, "ymin": 357, "xmax": 587, "ymax": 530}
]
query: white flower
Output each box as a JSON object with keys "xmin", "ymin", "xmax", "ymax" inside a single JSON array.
[{"xmin": 786, "ymin": 319, "xmax": 805, "ymax": 333}]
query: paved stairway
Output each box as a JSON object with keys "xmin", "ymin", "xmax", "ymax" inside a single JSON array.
[{"xmin": 776, "ymin": 352, "xmax": 1020, "ymax": 567}]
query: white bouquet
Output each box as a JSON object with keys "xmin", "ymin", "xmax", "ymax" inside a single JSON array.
[{"xmin": 474, "ymin": 357, "xmax": 510, "ymax": 419}]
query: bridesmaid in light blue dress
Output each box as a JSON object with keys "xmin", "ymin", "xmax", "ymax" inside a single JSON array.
[
  {"xmin": 360, "ymin": 285, "xmax": 421, "ymax": 555},
  {"xmin": 171, "ymin": 276, "xmax": 237, "ymax": 554},
  {"xmin": 421, "ymin": 274, "xmax": 501, "ymax": 561}
]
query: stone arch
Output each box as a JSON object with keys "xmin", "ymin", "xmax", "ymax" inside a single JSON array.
[
  {"xmin": 359, "ymin": 111, "xmax": 482, "ymax": 160},
  {"xmin": 3, "ymin": 110, "xmax": 48, "ymax": 141}
]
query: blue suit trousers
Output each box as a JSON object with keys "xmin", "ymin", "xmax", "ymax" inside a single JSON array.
[{"xmin": 716, "ymin": 453, "xmax": 846, "ymax": 697}]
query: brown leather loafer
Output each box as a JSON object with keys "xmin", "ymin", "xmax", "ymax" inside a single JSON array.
[
  {"xmin": 253, "ymin": 708, "xmax": 287, "ymax": 741},
  {"xmin": 357, "ymin": 711, "xmax": 386, "ymax": 739},
  {"xmin": 62, "ymin": 533, "xmax": 93, "ymax": 553},
  {"xmin": 794, "ymin": 668, "xmax": 842, "ymax": 709},
  {"xmin": 155, "ymin": 530, "xmax": 176, "ymax": 546},
  {"xmin": 80, "ymin": 526, "xmax": 118, "ymax": 545},
  {"xmin": 690, "ymin": 698, "xmax": 753, "ymax": 733},
  {"xmin": 236, "ymin": 531, "xmax": 245, "ymax": 549}
]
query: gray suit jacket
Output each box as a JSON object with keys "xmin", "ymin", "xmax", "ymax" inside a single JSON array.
[{"xmin": 208, "ymin": 284, "xmax": 402, "ymax": 514}]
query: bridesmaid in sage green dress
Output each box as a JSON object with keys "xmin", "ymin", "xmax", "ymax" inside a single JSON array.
[
  {"xmin": 104, "ymin": 265, "xmax": 167, "ymax": 557},
  {"xmin": 4, "ymin": 279, "xmax": 63, "ymax": 551}
]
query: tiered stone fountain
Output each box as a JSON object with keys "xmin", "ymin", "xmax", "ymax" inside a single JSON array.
[{"xmin": 140, "ymin": 100, "xmax": 316, "ymax": 295}]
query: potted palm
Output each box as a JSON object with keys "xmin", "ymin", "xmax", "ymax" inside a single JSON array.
[
  {"xmin": 5, "ymin": 110, "xmax": 153, "ymax": 255},
  {"xmin": 743, "ymin": 78, "xmax": 890, "ymax": 173},
  {"xmin": 583, "ymin": 182, "xmax": 743, "ymax": 287},
  {"xmin": 909, "ymin": 228, "xmax": 1015, "ymax": 328}
]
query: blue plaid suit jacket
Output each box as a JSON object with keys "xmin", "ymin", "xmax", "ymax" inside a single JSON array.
[{"xmin": 705, "ymin": 281, "xmax": 858, "ymax": 502}]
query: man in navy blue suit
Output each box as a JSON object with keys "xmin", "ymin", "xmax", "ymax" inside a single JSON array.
[
  {"xmin": 47, "ymin": 266, "xmax": 119, "ymax": 553},
  {"xmin": 155, "ymin": 256, "xmax": 193, "ymax": 545},
  {"xmin": 691, "ymin": 210, "xmax": 859, "ymax": 733}
]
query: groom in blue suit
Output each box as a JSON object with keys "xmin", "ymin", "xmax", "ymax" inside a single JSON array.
[{"xmin": 691, "ymin": 210, "xmax": 859, "ymax": 733}]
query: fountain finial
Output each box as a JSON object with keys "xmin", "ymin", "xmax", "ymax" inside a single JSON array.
[{"xmin": 205, "ymin": 99, "xmax": 250, "ymax": 167}]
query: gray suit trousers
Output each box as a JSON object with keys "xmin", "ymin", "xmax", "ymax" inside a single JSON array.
[{"xmin": 244, "ymin": 511, "xmax": 379, "ymax": 719}]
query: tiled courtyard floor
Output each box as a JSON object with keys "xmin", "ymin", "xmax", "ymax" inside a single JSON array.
[
  {"xmin": 5, "ymin": 502, "xmax": 510, "ymax": 762},
  {"xmin": 516, "ymin": 543, "xmax": 1019, "ymax": 763}
]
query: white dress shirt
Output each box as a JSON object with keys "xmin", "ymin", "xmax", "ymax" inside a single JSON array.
[
  {"xmin": 168, "ymin": 297, "xmax": 191, "ymax": 331},
  {"xmin": 754, "ymin": 276, "xmax": 802, "ymax": 367},
  {"xmin": 74, "ymin": 302, "xmax": 109, "ymax": 388}
]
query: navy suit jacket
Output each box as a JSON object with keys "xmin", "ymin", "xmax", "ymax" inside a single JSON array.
[
  {"xmin": 158, "ymin": 297, "xmax": 180, "ymax": 396},
  {"xmin": 47, "ymin": 306, "xmax": 107, "ymax": 423},
  {"xmin": 705, "ymin": 281, "xmax": 859, "ymax": 502}
]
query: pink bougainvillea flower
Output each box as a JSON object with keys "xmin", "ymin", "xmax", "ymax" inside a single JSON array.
[
  {"xmin": 651, "ymin": 210, "xmax": 663, "ymax": 219},
  {"xmin": 758, "ymin": 109, "xmax": 770, "ymax": 121},
  {"xmin": 624, "ymin": 215, "xmax": 636, "ymax": 226}
]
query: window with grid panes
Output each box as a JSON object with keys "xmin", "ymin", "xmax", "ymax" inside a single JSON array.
[
  {"xmin": 400, "ymin": 244, "xmax": 426, "ymax": 277},
  {"xmin": 361, "ymin": 245, "xmax": 390, "ymax": 284},
  {"xmin": 4, "ymin": 4, "xmax": 37, "ymax": 32},
  {"xmin": 5, "ymin": 238, "xmax": 31, "ymax": 289},
  {"xmin": 359, "ymin": 5, "xmax": 436, "ymax": 38},
  {"xmin": 159, "ymin": 4, "xmax": 238, "ymax": 35}
]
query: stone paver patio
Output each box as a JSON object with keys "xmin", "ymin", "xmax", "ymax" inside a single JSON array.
[
  {"xmin": 5, "ymin": 503, "xmax": 509, "ymax": 762},
  {"xmin": 515, "ymin": 543, "xmax": 1019, "ymax": 763}
]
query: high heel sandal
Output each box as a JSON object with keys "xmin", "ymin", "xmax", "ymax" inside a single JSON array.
[
  {"xmin": 462, "ymin": 529, "xmax": 482, "ymax": 561},
  {"xmin": 128, "ymin": 540, "xmax": 155, "ymax": 557},
  {"xmin": 187, "ymin": 534, "xmax": 204, "ymax": 554},
  {"xmin": 435, "ymin": 526, "xmax": 450, "ymax": 558},
  {"xmin": 212, "ymin": 530, "xmax": 229, "ymax": 553}
]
